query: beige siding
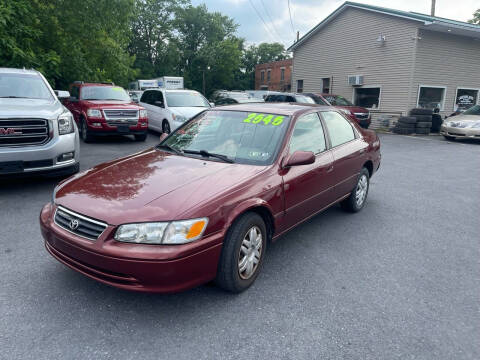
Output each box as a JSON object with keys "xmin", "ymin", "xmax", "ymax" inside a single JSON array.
[
  {"xmin": 292, "ymin": 7, "xmax": 420, "ymax": 114},
  {"xmin": 411, "ymin": 29, "xmax": 480, "ymax": 116}
]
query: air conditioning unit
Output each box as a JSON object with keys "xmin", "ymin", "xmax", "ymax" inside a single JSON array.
[{"xmin": 348, "ymin": 75, "xmax": 364, "ymax": 86}]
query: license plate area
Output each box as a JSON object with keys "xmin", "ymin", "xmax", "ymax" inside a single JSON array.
[
  {"xmin": 116, "ymin": 125, "xmax": 130, "ymax": 133},
  {"xmin": 0, "ymin": 161, "xmax": 24, "ymax": 174}
]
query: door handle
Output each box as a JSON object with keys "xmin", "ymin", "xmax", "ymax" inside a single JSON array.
[{"xmin": 326, "ymin": 165, "xmax": 334, "ymax": 173}]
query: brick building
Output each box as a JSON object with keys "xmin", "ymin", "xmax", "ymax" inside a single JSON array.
[{"xmin": 255, "ymin": 59, "xmax": 292, "ymax": 91}]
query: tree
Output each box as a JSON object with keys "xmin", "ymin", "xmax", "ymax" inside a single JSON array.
[{"xmin": 469, "ymin": 9, "xmax": 480, "ymax": 24}]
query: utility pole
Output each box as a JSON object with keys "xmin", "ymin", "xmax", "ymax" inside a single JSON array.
[{"xmin": 431, "ymin": 0, "xmax": 436, "ymax": 16}]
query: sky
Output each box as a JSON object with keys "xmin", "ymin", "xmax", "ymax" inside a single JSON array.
[{"xmin": 190, "ymin": 0, "xmax": 479, "ymax": 47}]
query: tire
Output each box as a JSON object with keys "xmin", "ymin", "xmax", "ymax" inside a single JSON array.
[
  {"xmin": 134, "ymin": 133, "xmax": 147, "ymax": 141},
  {"xmin": 415, "ymin": 128, "xmax": 430, "ymax": 135},
  {"xmin": 414, "ymin": 115, "xmax": 432, "ymax": 122},
  {"xmin": 162, "ymin": 120, "xmax": 171, "ymax": 134},
  {"xmin": 409, "ymin": 108, "xmax": 433, "ymax": 116},
  {"xmin": 216, "ymin": 212, "xmax": 267, "ymax": 293},
  {"xmin": 397, "ymin": 116, "xmax": 417, "ymax": 124},
  {"xmin": 443, "ymin": 135, "xmax": 455, "ymax": 141},
  {"xmin": 395, "ymin": 123, "xmax": 416, "ymax": 129},
  {"xmin": 80, "ymin": 118, "xmax": 94, "ymax": 143},
  {"xmin": 416, "ymin": 122, "xmax": 432, "ymax": 128},
  {"xmin": 341, "ymin": 168, "xmax": 370, "ymax": 213},
  {"xmin": 392, "ymin": 128, "xmax": 414, "ymax": 135}
]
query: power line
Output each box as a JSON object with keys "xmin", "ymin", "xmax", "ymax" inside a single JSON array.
[
  {"xmin": 259, "ymin": 0, "xmax": 284, "ymax": 44},
  {"xmin": 287, "ymin": 0, "xmax": 295, "ymax": 38},
  {"xmin": 248, "ymin": 0, "xmax": 279, "ymax": 43}
]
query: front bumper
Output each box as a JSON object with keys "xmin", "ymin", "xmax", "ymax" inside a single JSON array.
[
  {"xmin": 0, "ymin": 132, "xmax": 79, "ymax": 175},
  {"xmin": 85, "ymin": 118, "xmax": 148, "ymax": 135},
  {"xmin": 440, "ymin": 125, "xmax": 480, "ymax": 139},
  {"xmin": 40, "ymin": 203, "xmax": 223, "ymax": 293}
]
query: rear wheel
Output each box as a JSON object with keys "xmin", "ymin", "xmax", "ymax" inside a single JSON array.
[
  {"xmin": 216, "ymin": 213, "xmax": 267, "ymax": 293},
  {"xmin": 162, "ymin": 120, "xmax": 171, "ymax": 134},
  {"xmin": 80, "ymin": 118, "xmax": 94, "ymax": 143},
  {"xmin": 341, "ymin": 168, "xmax": 370, "ymax": 213}
]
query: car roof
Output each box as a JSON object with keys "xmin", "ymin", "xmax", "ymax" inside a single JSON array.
[
  {"xmin": 265, "ymin": 92, "xmax": 309, "ymax": 97},
  {"xmin": 0, "ymin": 67, "xmax": 40, "ymax": 75},
  {"xmin": 78, "ymin": 83, "xmax": 117, "ymax": 87},
  {"xmin": 145, "ymin": 88, "xmax": 199, "ymax": 93},
  {"xmin": 212, "ymin": 103, "xmax": 332, "ymax": 116}
]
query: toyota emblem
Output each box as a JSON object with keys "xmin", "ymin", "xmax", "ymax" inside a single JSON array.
[{"xmin": 69, "ymin": 219, "xmax": 79, "ymax": 230}]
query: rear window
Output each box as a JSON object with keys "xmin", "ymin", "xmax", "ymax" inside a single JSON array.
[{"xmin": 324, "ymin": 95, "xmax": 353, "ymax": 106}]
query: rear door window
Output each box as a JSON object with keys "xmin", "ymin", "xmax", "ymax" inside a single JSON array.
[
  {"xmin": 289, "ymin": 113, "xmax": 326, "ymax": 154},
  {"xmin": 322, "ymin": 111, "xmax": 355, "ymax": 147}
]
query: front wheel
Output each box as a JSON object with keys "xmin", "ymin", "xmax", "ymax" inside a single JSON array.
[
  {"xmin": 162, "ymin": 120, "xmax": 171, "ymax": 134},
  {"xmin": 134, "ymin": 133, "xmax": 147, "ymax": 141},
  {"xmin": 216, "ymin": 213, "xmax": 267, "ymax": 293},
  {"xmin": 341, "ymin": 167, "xmax": 370, "ymax": 213},
  {"xmin": 80, "ymin": 118, "xmax": 94, "ymax": 143}
]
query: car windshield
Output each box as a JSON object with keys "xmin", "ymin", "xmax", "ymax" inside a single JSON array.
[
  {"xmin": 160, "ymin": 110, "xmax": 290, "ymax": 165},
  {"xmin": 166, "ymin": 91, "xmax": 210, "ymax": 107},
  {"xmin": 0, "ymin": 73, "xmax": 53, "ymax": 100},
  {"xmin": 325, "ymin": 95, "xmax": 353, "ymax": 106},
  {"xmin": 463, "ymin": 105, "xmax": 480, "ymax": 116},
  {"xmin": 295, "ymin": 95, "xmax": 315, "ymax": 104},
  {"xmin": 81, "ymin": 86, "xmax": 131, "ymax": 101}
]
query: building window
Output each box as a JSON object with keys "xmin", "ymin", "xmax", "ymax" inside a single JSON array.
[
  {"xmin": 280, "ymin": 68, "xmax": 285, "ymax": 81},
  {"xmin": 297, "ymin": 80, "xmax": 303, "ymax": 93},
  {"xmin": 417, "ymin": 85, "xmax": 446, "ymax": 111},
  {"xmin": 354, "ymin": 87, "xmax": 380, "ymax": 109},
  {"xmin": 455, "ymin": 88, "xmax": 479, "ymax": 111},
  {"xmin": 260, "ymin": 71, "xmax": 265, "ymax": 83},
  {"xmin": 322, "ymin": 78, "xmax": 330, "ymax": 94},
  {"xmin": 267, "ymin": 69, "xmax": 271, "ymax": 82}
]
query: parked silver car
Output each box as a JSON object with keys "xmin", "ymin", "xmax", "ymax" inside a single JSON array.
[{"xmin": 0, "ymin": 68, "xmax": 80, "ymax": 176}]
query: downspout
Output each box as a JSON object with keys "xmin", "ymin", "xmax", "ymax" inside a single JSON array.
[{"xmin": 406, "ymin": 27, "xmax": 420, "ymax": 115}]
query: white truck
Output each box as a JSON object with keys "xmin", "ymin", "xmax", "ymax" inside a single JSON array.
[
  {"xmin": 154, "ymin": 76, "xmax": 184, "ymax": 89},
  {"xmin": 128, "ymin": 79, "xmax": 159, "ymax": 91}
]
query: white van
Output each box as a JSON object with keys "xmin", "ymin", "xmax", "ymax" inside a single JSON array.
[{"xmin": 139, "ymin": 89, "xmax": 211, "ymax": 133}]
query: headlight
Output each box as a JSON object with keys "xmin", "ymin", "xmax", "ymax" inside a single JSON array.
[
  {"xmin": 338, "ymin": 108, "xmax": 351, "ymax": 116},
  {"xmin": 173, "ymin": 113, "xmax": 188, "ymax": 122},
  {"xmin": 114, "ymin": 218, "xmax": 208, "ymax": 245},
  {"xmin": 58, "ymin": 111, "xmax": 74, "ymax": 135},
  {"xmin": 139, "ymin": 109, "xmax": 148, "ymax": 118},
  {"xmin": 87, "ymin": 109, "xmax": 102, "ymax": 118}
]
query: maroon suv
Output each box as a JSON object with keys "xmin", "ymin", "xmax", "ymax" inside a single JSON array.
[
  {"xmin": 40, "ymin": 103, "xmax": 381, "ymax": 293},
  {"xmin": 305, "ymin": 93, "xmax": 371, "ymax": 128},
  {"xmin": 63, "ymin": 82, "xmax": 148, "ymax": 142}
]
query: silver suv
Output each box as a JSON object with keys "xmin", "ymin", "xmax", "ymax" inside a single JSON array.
[{"xmin": 0, "ymin": 68, "xmax": 80, "ymax": 176}]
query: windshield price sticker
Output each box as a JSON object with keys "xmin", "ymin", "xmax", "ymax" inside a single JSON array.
[{"xmin": 243, "ymin": 113, "xmax": 284, "ymax": 126}]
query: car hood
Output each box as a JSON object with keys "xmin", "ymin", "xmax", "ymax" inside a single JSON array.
[
  {"xmin": 83, "ymin": 100, "xmax": 142, "ymax": 109},
  {"xmin": 55, "ymin": 149, "xmax": 266, "ymax": 225},
  {"xmin": 445, "ymin": 115, "xmax": 480, "ymax": 128},
  {"xmin": 0, "ymin": 98, "xmax": 64, "ymax": 119},
  {"xmin": 336, "ymin": 105, "xmax": 369, "ymax": 113},
  {"xmin": 169, "ymin": 107, "xmax": 209, "ymax": 119}
]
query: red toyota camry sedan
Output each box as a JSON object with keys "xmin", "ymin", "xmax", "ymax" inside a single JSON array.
[{"xmin": 40, "ymin": 103, "xmax": 381, "ymax": 293}]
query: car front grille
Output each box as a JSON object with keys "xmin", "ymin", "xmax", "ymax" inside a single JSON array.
[
  {"xmin": 103, "ymin": 109, "xmax": 138, "ymax": 118},
  {"xmin": 354, "ymin": 113, "xmax": 369, "ymax": 120},
  {"xmin": 0, "ymin": 118, "xmax": 49, "ymax": 147},
  {"xmin": 54, "ymin": 206, "xmax": 107, "ymax": 240}
]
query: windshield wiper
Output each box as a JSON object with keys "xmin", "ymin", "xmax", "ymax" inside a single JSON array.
[
  {"xmin": 183, "ymin": 149, "xmax": 234, "ymax": 163},
  {"xmin": 0, "ymin": 96, "xmax": 29, "ymax": 98},
  {"xmin": 156, "ymin": 144, "xmax": 183, "ymax": 156}
]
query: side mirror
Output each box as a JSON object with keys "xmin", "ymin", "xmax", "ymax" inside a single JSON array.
[
  {"xmin": 154, "ymin": 101, "xmax": 164, "ymax": 108},
  {"xmin": 283, "ymin": 151, "xmax": 315, "ymax": 167},
  {"xmin": 159, "ymin": 133, "xmax": 168, "ymax": 142},
  {"xmin": 55, "ymin": 90, "xmax": 70, "ymax": 99},
  {"xmin": 209, "ymin": 102, "xmax": 215, "ymax": 107}
]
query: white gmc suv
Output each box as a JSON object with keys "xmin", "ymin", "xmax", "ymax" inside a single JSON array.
[{"xmin": 0, "ymin": 68, "xmax": 80, "ymax": 176}]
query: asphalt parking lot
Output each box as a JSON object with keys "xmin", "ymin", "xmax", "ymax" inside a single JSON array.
[{"xmin": 1, "ymin": 132, "xmax": 479, "ymax": 360}]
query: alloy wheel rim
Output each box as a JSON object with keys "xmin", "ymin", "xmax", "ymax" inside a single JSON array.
[
  {"xmin": 355, "ymin": 174, "xmax": 368, "ymax": 207},
  {"xmin": 163, "ymin": 122, "xmax": 170, "ymax": 134},
  {"xmin": 238, "ymin": 226, "xmax": 263, "ymax": 280}
]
